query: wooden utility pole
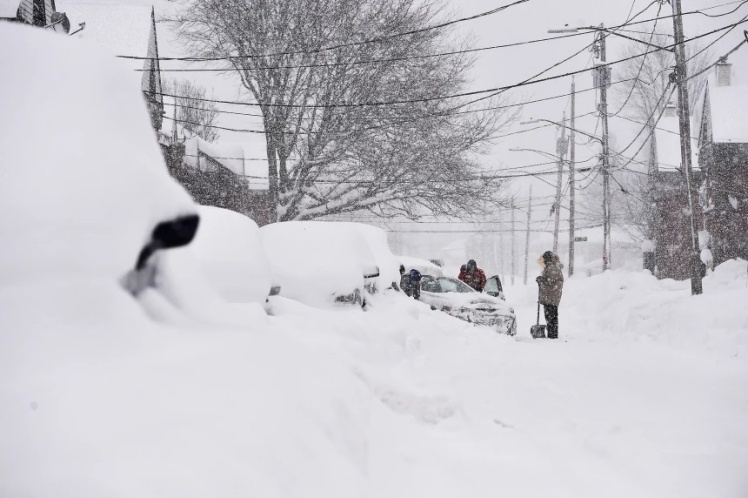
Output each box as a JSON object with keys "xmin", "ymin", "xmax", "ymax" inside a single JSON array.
[
  {"xmin": 553, "ymin": 112, "xmax": 567, "ymax": 253},
  {"xmin": 671, "ymin": 0, "xmax": 703, "ymax": 295},
  {"xmin": 511, "ymin": 199, "xmax": 516, "ymax": 285},
  {"xmin": 523, "ymin": 186, "xmax": 533, "ymax": 285},
  {"xmin": 597, "ymin": 25, "xmax": 612, "ymax": 271},
  {"xmin": 498, "ymin": 209, "xmax": 505, "ymax": 282},
  {"xmin": 569, "ymin": 77, "xmax": 576, "ymax": 276}
]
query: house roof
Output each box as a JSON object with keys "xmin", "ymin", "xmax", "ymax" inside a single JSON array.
[
  {"xmin": 706, "ymin": 84, "xmax": 748, "ymax": 143},
  {"xmin": 693, "ymin": 65, "xmax": 748, "ymax": 145},
  {"xmin": 184, "ymin": 137, "xmax": 243, "ymax": 175}
]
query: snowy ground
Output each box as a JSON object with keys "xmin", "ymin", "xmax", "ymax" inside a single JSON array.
[{"xmin": 2, "ymin": 260, "xmax": 747, "ymax": 497}]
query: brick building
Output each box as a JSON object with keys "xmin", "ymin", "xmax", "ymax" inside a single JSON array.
[{"xmin": 694, "ymin": 60, "xmax": 748, "ymax": 266}]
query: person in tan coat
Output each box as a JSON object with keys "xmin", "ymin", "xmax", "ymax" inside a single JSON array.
[{"xmin": 536, "ymin": 251, "xmax": 564, "ymax": 339}]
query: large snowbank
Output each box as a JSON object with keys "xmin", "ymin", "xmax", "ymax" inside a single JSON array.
[
  {"xmin": 0, "ymin": 24, "xmax": 194, "ymax": 285},
  {"xmin": 513, "ymin": 258, "xmax": 748, "ymax": 359},
  {"xmin": 2, "ymin": 253, "xmax": 747, "ymax": 496}
]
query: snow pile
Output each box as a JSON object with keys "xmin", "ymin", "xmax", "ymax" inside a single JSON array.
[
  {"xmin": 2, "ymin": 257, "xmax": 748, "ymax": 496},
  {"xmin": 511, "ymin": 258, "xmax": 748, "ymax": 359},
  {"xmin": 0, "ymin": 24, "xmax": 194, "ymax": 286}
]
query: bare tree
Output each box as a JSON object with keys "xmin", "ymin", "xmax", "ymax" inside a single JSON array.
[
  {"xmin": 164, "ymin": 79, "xmax": 220, "ymax": 142},
  {"xmin": 173, "ymin": 0, "xmax": 517, "ymax": 222},
  {"xmin": 611, "ymin": 26, "xmax": 710, "ymax": 240}
]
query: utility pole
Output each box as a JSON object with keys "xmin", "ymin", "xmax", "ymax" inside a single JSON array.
[
  {"xmin": 498, "ymin": 209, "xmax": 505, "ymax": 282},
  {"xmin": 524, "ymin": 186, "xmax": 533, "ymax": 285},
  {"xmin": 671, "ymin": 0, "xmax": 703, "ymax": 295},
  {"xmin": 569, "ymin": 77, "xmax": 576, "ymax": 276},
  {"xmin": 553, "ymin": 112, "xmax": 567, "ymax": 253},
  {"xmin": 511, "ymin": 198, "xmax": 516, "ymax": 285},
  {"xmin": 597, "ymin": 25, "xmax": 612, "ymax": 271}
]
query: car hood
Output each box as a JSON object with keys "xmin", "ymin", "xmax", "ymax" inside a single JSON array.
[{"xmin": 420, "ymin": 291, "xmax": 514, "ymax": 314}]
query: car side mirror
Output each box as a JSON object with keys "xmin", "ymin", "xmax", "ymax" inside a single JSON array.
[{"xmin": 135, "ymin": 214, "xmax": 200, "ymax": 270}]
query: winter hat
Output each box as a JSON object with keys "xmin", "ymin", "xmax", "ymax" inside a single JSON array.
[
  {"xmin": 467, "ymin": 259, "xmax": 477, "ymax": 271},
  {"xmin": 542, "ymin": 251, "xmax": 555, "ymax": 264}
]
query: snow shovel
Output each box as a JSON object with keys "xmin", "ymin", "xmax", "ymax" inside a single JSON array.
[{"xmin": 530, "ymin": 301, "xmax": 547, "ymax": 339}]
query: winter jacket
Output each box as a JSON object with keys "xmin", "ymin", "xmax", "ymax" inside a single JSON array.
[
  {"xmin": 400, "ymin": 272, "xmax": 421, "ymax": 299},
  {"xmin": 537, "ymin": 256, "xmax": 564, "ymax": 306},
  {"xmin": 458, "ymin": 267, "xmax": 487, "ymax": 292}
]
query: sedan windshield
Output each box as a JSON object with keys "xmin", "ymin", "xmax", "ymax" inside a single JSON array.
[{"xmin": 422, "ymin": 277, "xmax": 475, "ymax": 294}]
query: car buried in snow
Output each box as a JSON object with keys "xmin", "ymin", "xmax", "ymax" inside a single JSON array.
[
  {"xmin": 259, "ymin": 221, "xmax": 382, "ymax": 309},
  {"xmin": 418, "ymin": 275, "xmax": 517, "ymax": 335}
]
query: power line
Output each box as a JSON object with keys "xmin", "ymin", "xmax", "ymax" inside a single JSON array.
[
  {"xmin": 610, "ymin": 1, "xmax": 664, "ymax": 117},
  {"xmin": 121, "ymin": 2, "xmax": 747, "ymax": 63},
  {"xmin": 146, "ymin": 20, "xmax": 748, "ymax": 110},
  {"xmin": 125, "ymin": 0, "xmax": 529, "ymax": 62},
  {"xmin": 143, "ymin": 32, "xmax": 596, "ymax": 72}
]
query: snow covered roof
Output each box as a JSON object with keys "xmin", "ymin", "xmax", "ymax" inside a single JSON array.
[
  {"xmin": 693, "ymin": 64, "xmax": 748, "ymax": 145},
  {"xmin": 705, "ymin": 84, "xmax": 748, "ymax": 143},
  {"xmin": 182, "ymin": 137, "xmax": 268, "ymax": 190},
  {"xmin": 183, "ymin": 137, "xmax": 243, "ymax": 175}
]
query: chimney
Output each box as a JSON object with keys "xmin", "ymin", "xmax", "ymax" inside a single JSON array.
[
  {"xmin": 716, "ymin": 58, "xmax": 732, "ymax": 87},
  {"xmin": 663, "ymin": 101, "xmax": 677, "ymax": 118}
]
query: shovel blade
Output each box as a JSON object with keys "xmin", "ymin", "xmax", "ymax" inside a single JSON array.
[{"xmin": 530, "ymin": 324, "xmax": 547, "ymax": 339}]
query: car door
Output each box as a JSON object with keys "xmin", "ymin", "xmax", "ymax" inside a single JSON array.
[{"xmin": 484, "ymin": 275, "xmax": 505, "ymax": 300}]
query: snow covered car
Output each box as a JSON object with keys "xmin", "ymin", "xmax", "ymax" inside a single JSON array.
[
  {"xmin": 259, "ymin": 221, "xmax": 380, "ymax": 308},
  {"xmin": 398, "ymin": 256, "xmax": 445, "ymax": 278},
  {"xmin": 419, "ymin": 275, "xmax": 517, "ymax": 335},
  {"xmin": 0, "ymin": 24, "xmax": 198, "ymax": 303},
  {"xmin": 160, "ymin": 206, "xmax": 275, "ymax": 304}
]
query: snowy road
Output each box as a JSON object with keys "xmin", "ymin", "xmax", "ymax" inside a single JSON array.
[
  {"xmin": 2, "ymin": 266, "xmax": 747, "ymax": 497},
  {"xmin": 268, "ymin": 264, "xmax": 748, "ymax": 498},
  {"xmin": 387, "ymin": 330, "xmax": 748, "ymax": 498}
]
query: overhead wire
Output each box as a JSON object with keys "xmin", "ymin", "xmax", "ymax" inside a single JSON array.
[
  {"xmin": 144, "ymin": 0, "xmax": 531, "ymax": 63},
  {"xmin": 120, "ymin": 2, "xmax": 747, "ymax": 63},
  {"xmin": 610, "ymin": 1, "xmax": 664, "ymax": 117},
  {"xmin": 145, "ymin": 20, "xmax": 748, "ymax": 112}
]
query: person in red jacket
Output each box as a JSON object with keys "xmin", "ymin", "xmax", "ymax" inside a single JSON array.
[{"xmin": 458, "ymin": 259, "xmax": 487, "ymax": 292}]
